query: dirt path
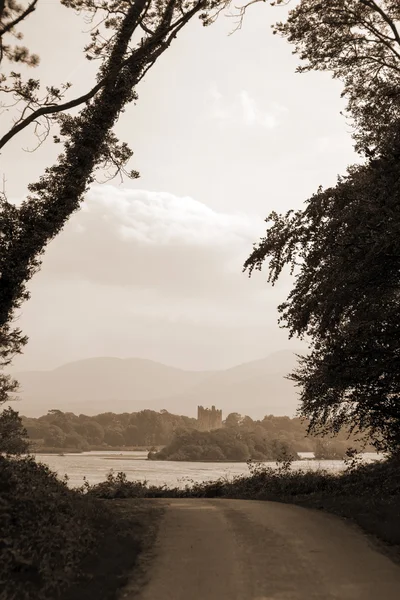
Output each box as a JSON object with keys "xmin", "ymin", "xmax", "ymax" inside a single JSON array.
[{"xmin": 123, "ymin": 498, "xmax": 400, "ymax": 600}]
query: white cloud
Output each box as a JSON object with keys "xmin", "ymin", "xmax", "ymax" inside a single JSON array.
[
  {"xmin": 85, "ymin": 186, "xmax": 259, "ymax": 246},
  {"xmin": 37, "ymin": 186, "xmax": 266, "ymax": 301},
  {"xmin": 19, "ymin": 184, "xmax": 293, "ymax": 359}
]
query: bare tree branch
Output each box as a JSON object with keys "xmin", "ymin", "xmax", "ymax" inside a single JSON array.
[
  {"xmin": 0, "ymin": 78, "xmax": 104, "ymax": 150},
  {"xmin": 0, "ymin": 0, "xmax": 155, "ymax": 150}
]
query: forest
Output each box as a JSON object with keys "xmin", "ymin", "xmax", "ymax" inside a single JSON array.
[{"xmin": 21, "ymin": 409, "xmax": 373, "ymax": 459}]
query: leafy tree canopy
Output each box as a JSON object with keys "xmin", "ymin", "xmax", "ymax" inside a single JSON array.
[
  {"xmin": 245, "ymin": 0, "xmax": 400, "ymax": 453},
  {"xmin": 0, "ymin": 406, "xmax": 29, "ymax": 453},
  {"xmin": 273, "ymin": 0, "xmax": 400, "ymax": 155}
]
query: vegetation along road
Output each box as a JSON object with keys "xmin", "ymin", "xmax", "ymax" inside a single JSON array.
[{"xmin": 123, "ymin": 498, "xmax": 400, "ymax": 600}]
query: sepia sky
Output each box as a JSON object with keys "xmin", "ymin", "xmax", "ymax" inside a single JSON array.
[{"xmin": 3, "ymin": 1, "xmax": 359, "ymax": 372}]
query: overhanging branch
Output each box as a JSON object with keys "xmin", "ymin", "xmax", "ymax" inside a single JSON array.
[{"xmin": 0, "ymin": 0, "xmax": 38, "ymax": 38}]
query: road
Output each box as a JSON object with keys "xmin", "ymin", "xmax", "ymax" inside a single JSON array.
[{"xmin": 124, "ymin": 498, "xmax": 400, "ymax": 600}]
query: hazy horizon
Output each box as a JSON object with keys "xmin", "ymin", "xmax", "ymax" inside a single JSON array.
[
  {"xmin": 10, "ymin": 347, "xmax": 306, "ymax": 374},
  {"xmin": 10, "ymin": 349, "xmax": 303, "ymax": 418}
]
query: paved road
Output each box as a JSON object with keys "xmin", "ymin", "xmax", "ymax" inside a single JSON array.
[{"xmin": 127, "ymin": 498, "xmax": 400, "ymax": 600}]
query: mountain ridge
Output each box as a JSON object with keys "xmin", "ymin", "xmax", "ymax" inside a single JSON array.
[{"xmin": 9, "ymin": 350, "xmax": 305, "ymax": 418}]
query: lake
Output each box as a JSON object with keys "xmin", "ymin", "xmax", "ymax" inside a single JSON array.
[{"xmin": 32, "ymin": 451, "xmax": 382, "ymax": 489}]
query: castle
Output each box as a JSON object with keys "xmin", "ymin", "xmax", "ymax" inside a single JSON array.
[{"xmin": 197, "ymin": 405, "xmax": 222, "ymax": 431}]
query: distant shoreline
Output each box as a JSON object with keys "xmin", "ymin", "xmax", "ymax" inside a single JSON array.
[
  {"xmin": 31, "ymin": 450, "xmax": 349, "ymax": 463},
  {"xmin": 31, "ymin": 446, "xmax": 163, "ymax": 455}
]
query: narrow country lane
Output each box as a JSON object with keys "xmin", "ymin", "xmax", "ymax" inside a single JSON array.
[{"xmin": 123, "ymin": 498, "xmax": 400, "ymax": 600}]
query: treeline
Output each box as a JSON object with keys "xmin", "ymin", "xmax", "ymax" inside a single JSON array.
[
  {"xmin": 149, "ymin": 415, "xmax": 372, "ymax": 462},
  {"xmin": 21, "ymin": 409, "xmax": 373, "ymax": 457},
  {"xmin": 22, "ymin": 409, "xmax": 197, "ymax": 451}
]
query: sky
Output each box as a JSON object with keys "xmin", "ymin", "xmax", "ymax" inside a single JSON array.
[{"xmin": 2, "ymin": 0, "xmax": 359, "ymax": 372}]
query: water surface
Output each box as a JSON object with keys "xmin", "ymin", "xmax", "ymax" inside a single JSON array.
[{"xmin": 33, "ymin": 451, "xmax": 382, "ymax": 489}]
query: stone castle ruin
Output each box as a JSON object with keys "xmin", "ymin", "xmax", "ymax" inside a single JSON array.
[{"xmin": 197, "ymin": 405, "xmax": 222, "ymax": 431}]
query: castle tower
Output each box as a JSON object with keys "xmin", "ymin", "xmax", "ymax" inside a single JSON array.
[{"xmin": 197, "ymin": 405, "xmax": 222, "ymax": 431}]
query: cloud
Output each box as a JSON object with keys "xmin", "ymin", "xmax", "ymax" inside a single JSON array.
[
  {"xmin": 207, "ymin": 86, "xmax": 285, "ymax": 130},
  {"xmin": 18, "ymin": 186, "xmax": 295, "ymax": 371},
  {"xmin": 37, "ymin": 186, "xmax": 266, "ymax": 302},
  {"xmin": 92, "ymin": 187, "xmax": 256, "ymax": 247}
]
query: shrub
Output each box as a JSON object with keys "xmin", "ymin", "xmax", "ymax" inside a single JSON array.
[
  {"xmin": 0, "ymin": 408, "xmax": 30, "ymax": 454},
  {"xmin": 0, "ymin": 455, "xmax": 107, "ymax": 600},
  {"xmin": 85, "ymin": 455, "xmax": 399, "ymax": 504}
]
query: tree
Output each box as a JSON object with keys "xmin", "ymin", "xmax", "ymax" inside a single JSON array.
[
  {"xmin": 64, "ymin": 432, "xmax": 89, "ymax": 450},
  {"xmin": 43, "ymin": 424, "xmax": 66, "ymax": 447},
  {"xmin": 224, "ymin": 412, "xmax": 242, "ymax": 428},
  {"xmin": 124, "ymin": 423, "xmax": 139, "ymax": 445},
  {"xmin": 46, "ymin": 409, "xmax": 74, "ymax": 433},
  {"xmin": 0, "ymin": 406, "xmax": 29, "ymax": 454},
  {"xmin": 245, "ymin": 0, "xmax": 400, "ymax": 454},
  {"xmin": 0, "ymin": 0, "xmax": 39, "ymax": 66},
  {"xmin": 104, "ymin": 427, "xmax": 125, "ymax": 446},
  {"xmin": 245, "ymin": 116, "xmax": 400, "ymax": 454},
  {"xmin": 0, "ymin": 0, "xmax": 237, "ymax": 408},
  {"xmin": 21, "ymin": 416, "xmax": 42, "ymax": 439},
  {"xmin": 272, "ymin": 0, "xmax": 400, "ymax": 155},
  {"xmin": 75, "ymin": 419, "xmax": 105, "ymax": 444}
]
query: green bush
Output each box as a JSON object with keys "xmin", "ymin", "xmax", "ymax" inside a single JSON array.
[
  {"xmin": 85, "ymin": 456, "xmax": 400, "ymax": 503},
  {"xmin": 0, "ymin": 455, "xmax": 107, "ymax": 600},
  {"xmin": 84, "ymin": 470, "xmax": 183, "ymax": 499},
  {"xmin": 0, "ymin": 408, "xmax": 29, "ymax": 455}
]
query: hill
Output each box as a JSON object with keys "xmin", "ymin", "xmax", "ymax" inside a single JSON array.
[
  {"xmin": 147, "ymin": 350, "xmax": 302, "ymax": 419},
  {"xmin": 9, "ymin": 350, "xmax": 304, "ymax": 418}
]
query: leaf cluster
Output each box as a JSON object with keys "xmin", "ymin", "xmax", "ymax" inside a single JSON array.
[
  {"xmin": 0, "ymin": 455, "xmax": 107, "ymax": 599},
  {"xmin": 246, "ymin": 130, "xmax": 400, "ymax": 452},
  {"xmin": 274, "ymin": 0, "xmax": 400, "ymax": 154}
]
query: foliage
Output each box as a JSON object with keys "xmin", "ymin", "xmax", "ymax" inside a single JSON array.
[
  {"xmin": 0, "ymin": 0, "xmax": 39, "ymax": 66},
  {"xmin": 23, "ymin": 409, "xmax": 374, "ymax": 454},
  {"xmin": 273, "ymin": 0, "xmax": 400, "ymax": 155},
  {"xmin": 245, "ymin": 0, "xmax": 400, "ymax": 454},
  {"xmin": 24, "ymin": 408, "xmax": 198, "ymax": 449},
  {"xmin": 0, "ymin": 406, "xmax": 29, "ymax": 454},
  {"xmin": 150, "ymin": 426, "xmax": 300, "ymax": 461},
  {"xmin": 83, "ymin": 456, "xmax": 400, "ymax": 556},
  {"xmin": 0, "ymin": 454, "xmax": 108, "ymax": 600},
  {"xmin": 84, "ymin": 454, "xmax": 400, "ymax": 502},
  {"xmin": 246, "ymin": 118, "xmax": 400, "ymax": 454},
  {"xmin": 78, "ymin": 470, "xmax": 155, "ymax": 499}
]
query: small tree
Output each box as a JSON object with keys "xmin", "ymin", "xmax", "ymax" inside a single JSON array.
[
  {"xmin": 224, "ymin": 412, "xmax": 242, "ymax": 428},
  {"xmin": 0, "ymin": 407, "xmax": 29, "ymax": 454}
]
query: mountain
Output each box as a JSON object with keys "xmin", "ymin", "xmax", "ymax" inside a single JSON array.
[
  {"xmin": 9, "ymin": 350, "xmax": 304, "ymax": 418},
  {"xmin": 11, "ymin": 357, "xmax": 212, "ymax": 417},
  {"xmin": 145, "ymin": 350, "xmax": 303, "ymax": 419}
]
